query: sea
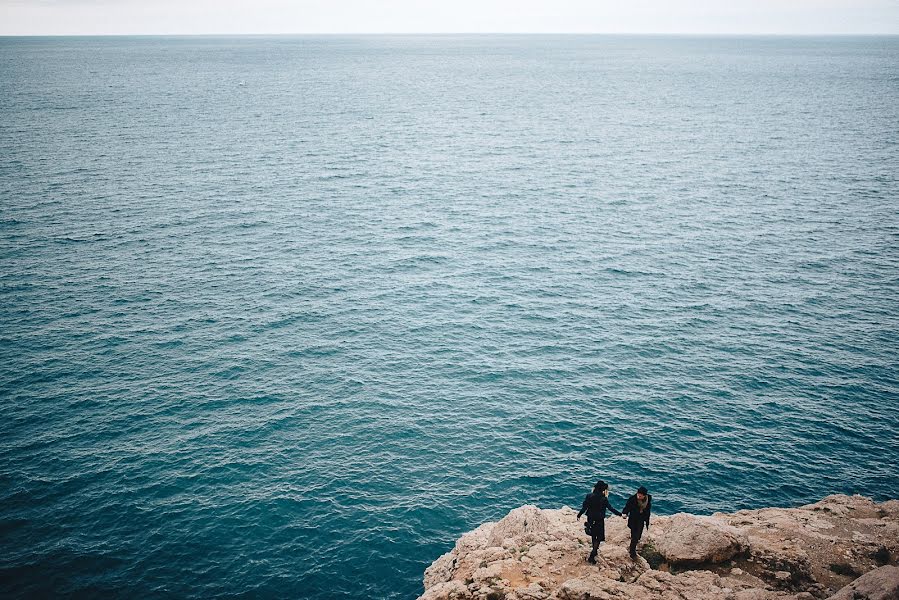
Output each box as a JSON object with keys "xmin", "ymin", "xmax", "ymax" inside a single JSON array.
[{"xmin": 1, "ymin": 35, "xmax": 898, "ymax": 599}]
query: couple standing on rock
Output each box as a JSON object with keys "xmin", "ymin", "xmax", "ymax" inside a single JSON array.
[{"xmin": 576, "ymin": 481, "xmax": 652, "ymax": 564}]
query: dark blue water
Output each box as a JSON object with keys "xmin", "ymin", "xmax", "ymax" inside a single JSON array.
[{"xmin": 1, "ymin": 35, "xmax": 898, "ymax": 599}]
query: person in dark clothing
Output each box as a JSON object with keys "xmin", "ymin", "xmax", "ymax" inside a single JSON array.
[
  {"xmin": 576, "ymin": 480, "xmax": 622, "ymax": 564},
  {"xmin": 621, "ymin": 485, "xmax": 652, "ymax": 558}
]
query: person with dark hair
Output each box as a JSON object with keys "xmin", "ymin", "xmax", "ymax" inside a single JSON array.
[
  {"xmin": 621, "ymin": 485, "xmax": 652, "ymax": 559},
  {"xmin": 576, "ymin": 480, "xmax": 622, "ymax": 564}
]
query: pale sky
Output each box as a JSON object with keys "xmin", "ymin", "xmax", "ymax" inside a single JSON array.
[{"xmin": 1, "ymin": 0, "xmax": 898, "ymax": 36}]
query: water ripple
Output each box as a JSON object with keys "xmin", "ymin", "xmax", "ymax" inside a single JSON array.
[{"xmin": 2, "ymin": 34, "xmax": 899, "ymax": 600}]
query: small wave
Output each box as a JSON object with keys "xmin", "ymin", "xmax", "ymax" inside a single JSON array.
[
  {"xmin": 389, "ymin": 255, "xmax": 449, "ymax": 270},
  {"xmin": 287, "ymin": 345, "xmax": 342, "ymax": 358},
  {"xmin": 53, "ymin": 233, "xmax": 108, "ymax": 243},
  {"xmin": 602, "ymin": 267, "xmax": 656, "ymax": 277}
]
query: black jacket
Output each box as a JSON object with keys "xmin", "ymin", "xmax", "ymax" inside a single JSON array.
[
  {"xmin": 622, "ymin": 494, "xmax": 652, "ymax": 530},
  {"xmin": 577, "ymin": 493, "xmax": 621, "ymax": 522}
]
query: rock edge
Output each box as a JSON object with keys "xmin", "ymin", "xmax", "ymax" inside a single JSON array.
[{"xmin": 420, "ymin": 494, "xmax": 899, "ymax": 600}]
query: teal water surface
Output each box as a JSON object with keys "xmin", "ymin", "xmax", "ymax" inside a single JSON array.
[{"xmin": 1, "ymin": 35, "xmax": 898, "ymax": 599}]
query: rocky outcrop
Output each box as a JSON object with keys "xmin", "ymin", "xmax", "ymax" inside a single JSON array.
[
  {"xmin": 825, "ymin": 565, "xmax": 899, "ymax": 600},
  {"xmin": 653, "ymin": 513, "xmax": 749, "ymax": 565},
  {"xmin": 419, "ymin": 495, "xmax": 899, "ymax": 600}
]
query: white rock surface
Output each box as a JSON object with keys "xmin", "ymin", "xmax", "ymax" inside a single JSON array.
[
  {"xmin": 652, "ymin": 513, "xmax": 749, "ymax": 565},
  {"xmin": 419, "ymin": 495, "xmax": 899, "ymax": 600}
]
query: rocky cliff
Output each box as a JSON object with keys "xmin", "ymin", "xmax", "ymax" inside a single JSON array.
[{"xmin": 419, "ymin": 495, "xmax": 899, "ymax": 600}]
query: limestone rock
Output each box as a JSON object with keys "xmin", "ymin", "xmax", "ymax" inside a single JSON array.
[
  {"xmin": 878, "ymin": 500, "xmax": 899, "ymax": 518},
  {"xmin": 425, "ymin": 551, "xmax": 459, "ymax": 588},
  {"xmin": 515, "ymin": 582, "xmax": 550, "ymax": 600},
  {"xmin": 487, "ymin": 505, "xmax": 551, "ymax": 548},
  {"xmin": 825, "ymin": 565, "xmax": 899, "ymax": 600},
  {"xmin": 652, "ymin": 513, "xmax": 748, "ymax": 565},
  {"xmin": 419, "ymin": 495, "xmax": 898, "ymax": 600},
  {"xmin": 556, "ymin": 574, "xmax": 649, "ymax": 600},
  {"xmin": 420, "ymin": 580, "xmax": 472, "ymax": 600}
]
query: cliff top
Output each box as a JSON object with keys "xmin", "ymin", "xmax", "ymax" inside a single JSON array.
[{"xmin": 420, "ymin": 494, "xmax": 899, "ymax": 600}]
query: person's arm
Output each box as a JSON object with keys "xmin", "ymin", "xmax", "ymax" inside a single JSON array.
[
  {"xmin": 608, "ymin": 500, "xmax": 622, "ymax": 517},
  {"xmin": 577, "ymin": 495, "xmax": 588, "ymax": 519},
  {"xmin": 621, "ymin": 496, "xmax": 633, "ymax": 517},
  {"xmin": 644, "ymin": 496, "xmax": 652, "ymax": 529}
]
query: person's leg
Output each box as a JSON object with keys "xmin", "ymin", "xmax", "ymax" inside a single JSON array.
[
  {"xmin": 588, "ymin": 519, "xmax": 601, "ymax": 563},
  {"xmin": 629, "ymin": 524, "xmax": 643, "ymax": 557}
]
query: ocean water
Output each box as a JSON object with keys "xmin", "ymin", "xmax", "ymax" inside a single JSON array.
[{"xmin": 1, "ymin": 34, "xmax": 898, "ymax": 599}]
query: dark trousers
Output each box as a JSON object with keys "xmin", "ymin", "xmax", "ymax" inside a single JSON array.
[
  {"xmin": 588, "ymin": 519, "xmax": 605, "ymax": 555},
  {"xmin": 629, "ymin": 523, "xmax": 644, "ymax": 555}
]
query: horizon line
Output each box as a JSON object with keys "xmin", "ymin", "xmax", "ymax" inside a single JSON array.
[{"xmin": 2, "ymin": 31, "xmax": 898, "ymax": 38}]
